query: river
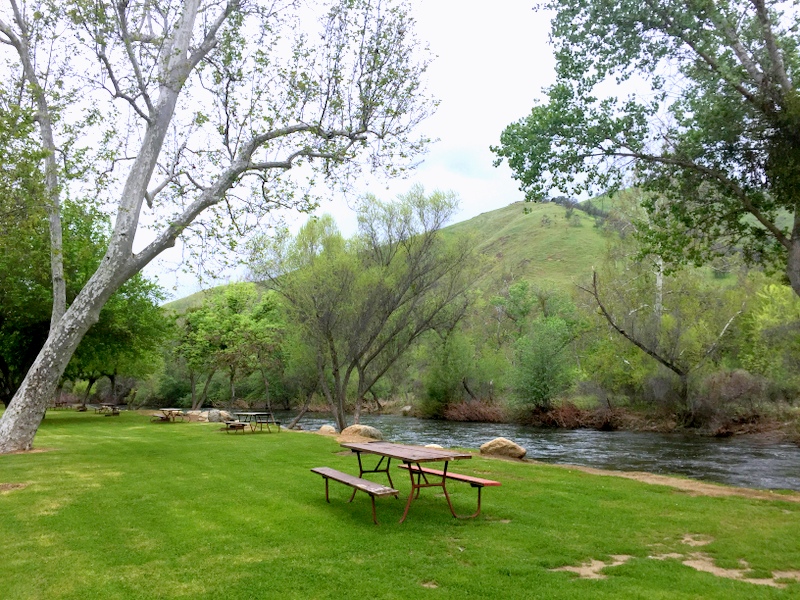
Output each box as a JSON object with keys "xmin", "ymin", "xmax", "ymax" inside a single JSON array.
[{"xmin": 278, "ymin": 411, "xmax": 800, "ymax": 492}]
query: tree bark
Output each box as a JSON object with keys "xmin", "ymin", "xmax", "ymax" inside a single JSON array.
[
  {"xmin": 3, "ymin": 1, "xmax": 66, "ymax": 329},
  {"xmin": 260, "ymin": 368, "xmax": 272, "ymax": 412},
  {"xmin": 787, "ymin": 225, "xmax": 800, "ymax": 298},
  {"xmin": 0, "ymin": 265, "xmax": 122, "ymax": 452}
]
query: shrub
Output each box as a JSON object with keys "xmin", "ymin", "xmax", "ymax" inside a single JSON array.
[
  {"xmin": 512, "ymin": 317, "xmax": 575, "ymax": 411},
  {"xmin": 443, "ymin": 400, "xmax": 506, "ymax": 423}
]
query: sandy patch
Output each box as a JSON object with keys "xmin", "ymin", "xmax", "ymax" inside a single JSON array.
[
  {"xmin": 682, "ymin": 534, "xmax": 713, "ymax": 547},
  {"xmin": 540, "ymin": 462, "xmax": 800, "ymax": 503},
  {"xmin": 681, "ymin": 553, "xmax": 789, "ymax": 588},
  {"xmin": 551, "ymin": 555, "xmax": 633, "ymax": 579},
  {"xmin": 556, "ymin": 534, "xmax": 800, "ymax": 588},
  {"xmin": 0, "ymin": 483, "xmax": 28, "ymax": 493}
]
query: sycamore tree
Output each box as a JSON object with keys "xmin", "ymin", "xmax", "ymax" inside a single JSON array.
[
  {"xmin": 0, "ymin": 0, "xmax": 433, "ymax": 452},
  {"xmin": 250, "ymin": 186, "xmax": 474, "ymax": 431},
  {"xmin": 493, "ymin": 0, "xmax": 800, "ymax": 297}
]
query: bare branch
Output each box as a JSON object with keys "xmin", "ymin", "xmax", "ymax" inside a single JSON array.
[
  {"xmin": 751, "ymin": 0, "xmax": 793, "ymax": 94},
  {"xmin": 577, "ymin": 271, "xmax": 687, "ymax": 378},
  {"xmin": 113, "ymin": 0, "xmax": 156, "ymax": 116}
]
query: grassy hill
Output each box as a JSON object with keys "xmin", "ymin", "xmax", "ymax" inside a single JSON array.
[
  {"xmin": 164, "ymin": 200, "xmax": 610, "ymax": 311},
  {"xmin": 444, "ymin": 200, "xmax": 608, "ymax": 290}
]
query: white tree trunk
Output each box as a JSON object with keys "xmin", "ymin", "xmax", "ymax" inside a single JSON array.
[{"xmin": 0, "ymin": 267, "xmax": 121, "ymax": 452}]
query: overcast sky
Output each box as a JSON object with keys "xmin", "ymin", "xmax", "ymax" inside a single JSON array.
[{"xmin": 149, "ymin": 1, "xmax": 557, "ymax": 299}]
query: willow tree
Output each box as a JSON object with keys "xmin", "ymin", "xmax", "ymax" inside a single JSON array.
[
  {"xmin": 250, "ymin": 186, "xmax": 474, "ymax": 431},
  {"xmin": 0, "ymin": 0, "xmax": 433, "ymax": 453},
  {"xmin": 493, "ymin": 0, "xmax": 800, "ymax": 297}
]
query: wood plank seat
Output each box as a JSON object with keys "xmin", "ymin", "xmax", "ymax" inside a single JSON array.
[
  {"xmin": 398, "ymin": 463, "xmax": 500, "ymax": 519},
  {"xmin": 222, "ymin": 421, "xmax": 247, "ymax": 433},
  {"xmin": 311, "ymin": 467, "xmax": 399, "ymax": 525}
]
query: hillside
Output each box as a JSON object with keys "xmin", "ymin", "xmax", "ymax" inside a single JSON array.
[
  {"xmin": 164, "ymin": 200, "xmax": 609, "ymax": 311},
  {"xmin": 445, "ymin": 200, "xmax": 608, "ymax": 289}
]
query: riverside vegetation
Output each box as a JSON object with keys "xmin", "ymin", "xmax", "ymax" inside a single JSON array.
[
  {"xmin": 1, "ymin": 410, "xmax": 799, "ymax": 599},
  {"xmin": 115, "ymin": 195, "xmax": 800, "ymax": 441}
]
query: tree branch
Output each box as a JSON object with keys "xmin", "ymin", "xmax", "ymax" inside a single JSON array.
[{"xmin": 577, "ymin": 271, "xmax": 687, "ymax": 378}]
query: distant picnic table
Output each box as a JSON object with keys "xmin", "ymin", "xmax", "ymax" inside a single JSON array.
[{"xmin": 233, "ymin": 412, "xmax": 281, "ymax": 432}]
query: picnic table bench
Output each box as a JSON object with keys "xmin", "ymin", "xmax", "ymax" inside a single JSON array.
[
  {"xmin": 311, "ymin": 467, "xmax": 399, "ymax": 525},
  {"xmin": 222, "ymin": 421, "xmax": 248, "ymax": 433},
  {"xmin": 398, "ymin": 463, "xmax": 501, "ymax": 518}
]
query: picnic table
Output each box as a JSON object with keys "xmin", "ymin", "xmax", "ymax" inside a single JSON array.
[
  {"xmin": 233, "ymin": 412, "xmax": 281, "ymax": 432},
  {"xmin": 152, "ymin": 408, "xmax": 185, "ymax": 422},
  {"xmin": 337, "ymin": 441, "xmax": 486, "ymax": 523},
  {"xmin": 96, "ymin": 403, "xmax": 120, "ymax": 415}
]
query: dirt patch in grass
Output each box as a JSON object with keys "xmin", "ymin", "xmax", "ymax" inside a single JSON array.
[
  {"xmin": 0, "ymin": 483, "xmax": 27, "ymax": 494},
  {"xmin": 551, "ymin": 555, "xmax": 633, "ymax": 579},
  {"xmin": 4, "ymin": 447, "xmax": 52, "ymax": 456},
  {"xmin": 556, "ymin": 535, "xmax": 800, "ymax": 588},
  {"xmin": 545, "ymin": 463, "xmax": 800, "ymax": 503}
]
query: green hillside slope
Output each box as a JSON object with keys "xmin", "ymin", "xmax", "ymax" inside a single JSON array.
[
  {"xmin": 445, "ymin": 200, "xmax": 607, "ymax": 289},
  {"xmin": 165, "ymin": 201, "xmax": 609, "ymax": 310}
]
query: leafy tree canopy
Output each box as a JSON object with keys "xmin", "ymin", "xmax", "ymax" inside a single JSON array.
[{"xmin": 493, "ymin": 0, "xmax": 800, "ymax": 295}]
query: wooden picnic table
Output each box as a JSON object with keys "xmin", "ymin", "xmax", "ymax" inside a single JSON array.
[
  {"xmin": 233, "ymin": 412, "xmax": 280, "ymax": 432},
  {"xmin": 340, "ymin": 441, "xmax": 473, "ymax": 523},
  {"xmin": 160, "ymin": 408, "xmax": 185, "ymax": 422}
]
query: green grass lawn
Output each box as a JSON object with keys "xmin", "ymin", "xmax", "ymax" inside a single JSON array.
[{"xmin": 1, "ymin": 410, "xmax": 799, "ymax": 599}]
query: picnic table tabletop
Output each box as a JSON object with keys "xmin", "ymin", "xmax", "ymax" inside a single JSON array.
[{"xmin": 340, "ymin": 441, "xmax": 472, "ymax": 463}]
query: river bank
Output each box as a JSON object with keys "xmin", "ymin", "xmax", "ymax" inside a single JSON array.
[
  {"xmin": 284, "ymin": 409, "xmax": 800, "ymax": 492},
  {"xmin": 301, "ymin": 398, "xmax": 800, "ymax": 444}
]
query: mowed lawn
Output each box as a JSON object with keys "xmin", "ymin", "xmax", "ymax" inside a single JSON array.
[{"xmin": 1, "ymin": 410, "xmax": 799, "ymax": 599}]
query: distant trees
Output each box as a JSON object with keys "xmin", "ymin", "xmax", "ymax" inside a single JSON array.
[
  {"xmin": 174, "ymin": 284, "xmax": 283, "ymax": 410},
  {"xmin": 0, "ymin": 161, "xmax": 168, "ymax": 406},
  {"xmin": 250, "ymin": 186, "xmax": 475, "ymax": 431},
  {"xmin": 66, "ymin": 275, "xmax": 169, "ymax": 405},
  {"xmin": 492, "ymin": 282, "xmax": 583, "ymax": 412}
]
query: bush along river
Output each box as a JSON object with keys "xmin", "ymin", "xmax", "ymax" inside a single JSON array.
[{"xmin": 277, "ymin": 411, "xmax": 800, "ymax": 492}]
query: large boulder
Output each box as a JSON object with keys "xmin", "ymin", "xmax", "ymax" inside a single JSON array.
[
  {"xmin": 340, "ymin": 424, "xmax": 383, "ymax": 440},
  {"xmin": 219, "ymin": 410, "xmax": 233, "ymax": 422},
  {"xmin": 480, "ymin": 437, "xmax": 527, "ymax": 459},
  {"xmin": 319, "ymin": 425, "xmax": 337, "ymax": 434},
  {"xmin": 206, "ymin": 409, "xmax": 222, "ymax": 423}
]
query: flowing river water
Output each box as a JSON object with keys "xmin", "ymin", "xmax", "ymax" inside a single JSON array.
[{"xmin": 278, "ymin": 411, "xmax": 800, "ymax": 492}]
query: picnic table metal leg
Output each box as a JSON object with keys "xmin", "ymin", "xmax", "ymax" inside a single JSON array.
[
  {"xmin": 370, "ymin": 495, "xmax": 379, "ymax": 525},
  {"xmin": 449, "ymin": 485, "xmax": 483, "ymax": 519},
  {"xmin": 349, "ymin": 453, "xmax": 395, "ymax": 502},
  {"xmin": 440, "ymin": 462, "xmax": 460, "ymax": 519},
  {"xmin": 399, "ymin": 462, "xmax": 427, "ymax": 523}
]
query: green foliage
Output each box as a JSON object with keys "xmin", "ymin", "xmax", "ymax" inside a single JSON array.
[
  {"xmin": 512, "ymin": 317, "xmax": 576, "ymax": 411},
  {"xmin": 493, "ymin": 0, "xmax": 800, "ymax": 292},
  {"xmin": 421, "ymin": 331, "xmax": 473, "ymax": 418},
  {"xmin": 172, "ymin": 283, "xmax": 285, "ymax": 408},
  {"xmin": 250, "ymin": 185, "xmax": 475, "ymax": 428},
  {"xmin": 67, "ymin": 273, "xmax": 169, "ymax": 386},
  {"xmin": 740, "ymin": 283, "xmax": 800, "ymax": 386}
]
